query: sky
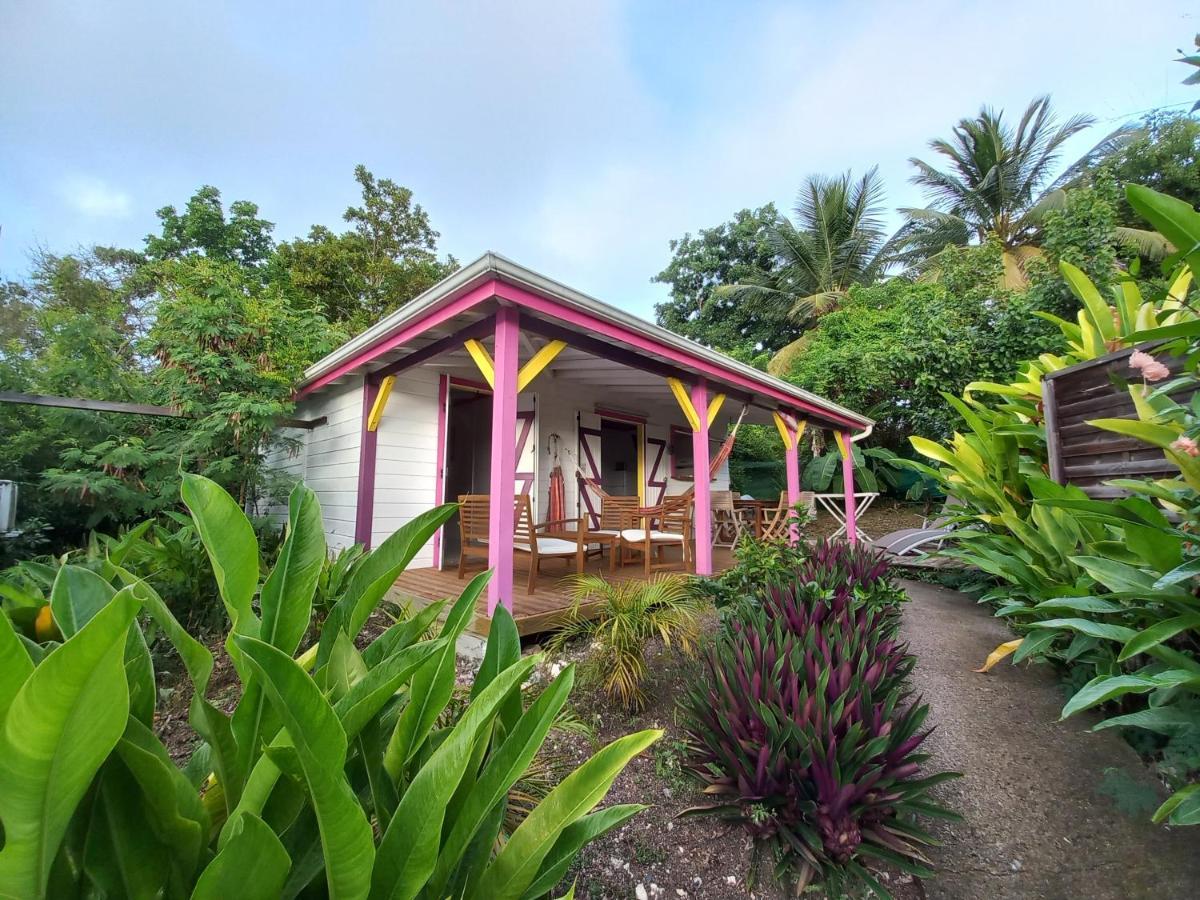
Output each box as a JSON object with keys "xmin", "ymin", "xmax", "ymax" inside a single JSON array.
[{"xmin": 1, "ymin": 0, "xmax": 1197, "ymax": 319}]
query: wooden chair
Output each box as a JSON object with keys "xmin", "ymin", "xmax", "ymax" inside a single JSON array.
[
  {"xmin": 760, "ymin": 491, "xmax": 815, "ymax": 542},
  {"xmin": 618, "ymin": 497, "xmax": 693, "ymax": 578},
  {"xmin": 585, "ymin": 495, "xmax": 640, "ymax": 572},
  {"xmin": 456, "ymin": 494, "xmax": 588, "ymax": 594},
  {"xmin": 711, "ymin": 490, "xmax": 753, "ymax": 547}
]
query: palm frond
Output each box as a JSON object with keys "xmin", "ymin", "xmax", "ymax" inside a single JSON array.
[{"xmin": 1114, "ymin": 226, "xmax": 1175, "ymax": 261}]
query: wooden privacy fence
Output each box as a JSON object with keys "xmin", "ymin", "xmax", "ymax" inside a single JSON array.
[{"xmin": 1043, "ymin": 344, "xmax": 1194, "ymax": 498}]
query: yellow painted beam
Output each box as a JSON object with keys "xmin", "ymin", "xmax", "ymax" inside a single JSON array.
[
  {"xmin": 706, "ymin": 392, "xmax": 726, "ymax": 428},
  {"xmin": 794, "ymin": 418, "xmax": 807, "ymax": 445},
  {"xmin": 366, "ymin": 375, "xmax": 396, "ymax": 432},
  {"xmin": 463, "ymin": 339, "xmax": 495, "ymax": 388},
  {"xmin": 517, "ymin": 339, "xmax": 567, "ymax": 392},
  {"xmin": 667, "ymin": 377, "xmax": 701, "ymax": 431},
  {"xmin": 772, "ymin": 411, "xmax": 793, "ymax": 450},
  {"xmin": 834, "ymin": 431, "xmax": 850, "ymax": 461}
]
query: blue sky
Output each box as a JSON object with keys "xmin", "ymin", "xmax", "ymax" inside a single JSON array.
[{"xmin": 1, "ymin": 0, "xmax": 1196, "ymax": 319}]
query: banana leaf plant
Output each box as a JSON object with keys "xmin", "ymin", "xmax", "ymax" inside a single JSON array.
[{"xmin": 0, "ymin": 474, "xmax": 659, "ymax": 899}]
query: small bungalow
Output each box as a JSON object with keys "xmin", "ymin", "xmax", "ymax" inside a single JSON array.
[{"xmin": 269, "ymin": 253, "xmax": 872, "ymax": 635}]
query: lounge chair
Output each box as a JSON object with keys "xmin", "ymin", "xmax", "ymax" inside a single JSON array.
[{"xmin": 869, "ymin": 497, "xmax": 957, "ymax": 558}]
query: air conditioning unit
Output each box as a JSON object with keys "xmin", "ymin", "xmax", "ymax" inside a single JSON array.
[{"xmin": 0, "ymin": 481, "xmax": 17, "ymax": 533}]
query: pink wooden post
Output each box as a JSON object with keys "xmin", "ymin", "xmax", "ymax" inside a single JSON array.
[
  {"xmin": 785, "ymin": 430, "xmax": 801, "ymax": 546},
  {"xmin": 691, "ymin": 380, "xmax": 713, "ymax": 576},
  {"xmin": 487, "ymin": 307, "xmax": 520, "ymax": 614},
  {"xmin": 354, "ymin": 376, "xmax": 380, "ymax": 548},
  {"xmin": 841, "ymin": 431, "xmax": 858, "ymax": 545}
]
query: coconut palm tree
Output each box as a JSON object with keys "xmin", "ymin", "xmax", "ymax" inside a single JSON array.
[
  {"xmin": 715, "ymin": 166, "xmax": 900, "ymax": 326},
  {"xmin": 899, "ymin": 96, "xmax": 1145, "ymax": 286}
]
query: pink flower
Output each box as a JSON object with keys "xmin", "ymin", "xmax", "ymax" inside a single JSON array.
[
  {"xmin": 1130, "ymin": 349, "xmax": 1170, "ymax": 382},
  {"xmin": 1171, "ymin": 436, "xmax": 1200, "ymax": 457}
]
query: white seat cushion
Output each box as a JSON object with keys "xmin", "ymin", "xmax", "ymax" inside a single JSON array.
[
  {"xmin": 590, "ymin": 529, "xmax": 621, "ymax": 536},
  {"xmin": 620, "ymin": 529, "xmax": 684, "ymax": 543},
  {"xmin": 513, "ymin": 537, "xmax": 583, "ymax": 555}
]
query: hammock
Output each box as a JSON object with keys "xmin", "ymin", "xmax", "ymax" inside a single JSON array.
[
  {"xmin": 578, "ymin": 404, "xmax": 748, "ymax": 517},
  {"xmin": 548, "ymin": 465, "xmax": 566, "ymax": 522}
]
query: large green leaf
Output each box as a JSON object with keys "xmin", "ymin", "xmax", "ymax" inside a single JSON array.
[
  {"xmin": 427, "ymin": 663, "xmax": 576, "ymax": 897},
  {"xmin": 82, "ymin": 759, "xmax": 172, "ymax": 899},
  {"xmin": 113, "ymin": 571, "xmax": 245, "ymax": 813},
  {"xmin": 1092, "ymin": 706, "xmax": 1199, "ymax": 734},
  {"xmin": 0, "ymin": 612, "xmax": 33, "ymax": 721},
  {"xmin": 50, "ymin": 565, "xmax": 155, "ymax": 726},
  {"xmin": 1060, "ymin": 261, "xmax": 1116, "ymax": 341},
  {"xmin": 320, "ymin": 504, "xmax": 459, "ymax": 667},
  {"xmin": 234, "ymin": 635, "xmax": 375, "ymax": 900},
  {"xmin": 472, "ymin": 729, "xmax": 663, "ymax": 900},
  {"xmin": 181, "ymin": 473, "xmax": 260, "ymax": 636},
  {"xmin": 115, "ymin": 717, "xmax": 209, "ymax": 888},
  {"xmin": 0, "ymin": 588, "xmax": 138, "ymax": 898},
  {"xmin": 1119, "ymin": 615, "xmax": 1200, "ymax": 662},
  {"xmin": 370, "ymin": 654, "xmax": 539, "ymax": 900},
  {"xmin": 1153, "ymin": 783, "xmax": 1200, "ymax": 826},
  {"xmin": 191, "ymin": 813, "xmax": 290, "ymax": 900},
  {"xmin": 519, "ymin": 804, "xmax": 647, "ymax": 900},
  {"xmin": 1126, "ymin": 184, "xmax": 1200, "ymax": 272},
  {"xmin": 384, "ymin": 574, "xmax": 488, "ymax": 778},
  {"xmin": 261, "ymin": 483, "xmax": 325, "ymax": 656},
  {"xmin": 333, "ymin": 639, "xmax": 444, "ymax": 741},
  {"xmin": 470, "ymin": 604, "xmax": 523, "ymax": 730},
  {"xmin": 1061, "ymin": 673, "xmax": 1167, "ymax": 718}
]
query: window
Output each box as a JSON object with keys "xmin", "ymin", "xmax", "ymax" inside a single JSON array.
[{"xmin": 670, "ymin": 426, "xmax": 693, "ymax": 479}]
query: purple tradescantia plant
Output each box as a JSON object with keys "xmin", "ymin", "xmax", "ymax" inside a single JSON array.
[{"xmin": 681, "ymin": 549, "xmax": 958, "ymax": 897}]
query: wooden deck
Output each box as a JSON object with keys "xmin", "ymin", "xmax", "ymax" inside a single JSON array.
[{"xmin": 391, "ymin": 547, "xmax": 736, "ymax": 637}]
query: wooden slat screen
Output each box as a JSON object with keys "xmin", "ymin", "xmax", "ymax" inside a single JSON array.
[{"xmin": 1044, "ymin": 344, "xmax": 1193, "ymax": 498}]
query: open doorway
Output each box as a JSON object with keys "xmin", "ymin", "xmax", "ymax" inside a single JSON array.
[
  {"xmin": 442, "ymin": 387, "xmax": 492, "ymax": 566},
  {"xmin": 599, "ymin": 419, "xmax": 639, "ymax": 498}
]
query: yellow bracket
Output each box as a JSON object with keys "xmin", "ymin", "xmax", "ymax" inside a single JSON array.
[
  {"xmin": 517, "ymin": 339, "xmax": 567, "ymax": 392},
  {"xmin": 367, "ymin": 375, "xmax": 396, "ymax": 432},
  {"xmin": 772, "ymin": 411, "xmax": 794, "ymax": 450},
  {"xmin": 834, "ymin": 431, "xmax": 851, "ymax": 461},
  {"xmin": 667, "ymin": 378, "xmax": 702, "ymax": 431},
  {"xmin": 706, "ymin": 393, "xmax": 726, "ymax": 428},
  {"xmin": 794, "ymin": 419, "xmax": 807, "ymax": 445},
  {"xmin": 464, "ymin": 339, "xmax": 495, "ymax": 388}
]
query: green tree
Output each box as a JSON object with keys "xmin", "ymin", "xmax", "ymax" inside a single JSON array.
[
  {"xmin": 652, "ymin": 204, "xmax": 785, "ymax": 355},
  {"xmin": 1100, "ymin": 112, "xmax": 1200, "ymax": 229},
  {"xmin": 900, "ymin": 96, "xmax": 1133, "ymax": 286},
  {"xmin": 143, "ymin": 256, "xmax": 344, "ymax": 505},
  {"xmin": 144, "ymin": 185, "xmax": 276, "ymax": 268},
  {"xmin": 718, "ymin": 168, "xmax": 897, "ymax": 327},
  {"xmin": 274, "ymin": 165, "xmax": 458, "ymax": 331}
]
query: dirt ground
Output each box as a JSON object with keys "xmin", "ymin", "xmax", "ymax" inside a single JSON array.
[
  {"xmin": 536, "ymin": 619, "xmax": 926, "ymax": 900},
  {"xmin": 899, "ymin": 579, "xmax": 1200, "ymax": 900},
  {"xmin": 807, "ymin": 499, "xmax": 928, "ymax": 542}
]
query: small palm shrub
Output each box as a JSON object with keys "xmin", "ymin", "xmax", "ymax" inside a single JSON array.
[
  {"xmin": 547, "ymin": 572, "xmax": 705, "ymax": 711},
  {"xmin": 0, "ymin": 474, "xmax": 659, "ymax": 899},
  {"xmin": 681, "ymin": 566, "xmax": 956, "ymax": 896}
]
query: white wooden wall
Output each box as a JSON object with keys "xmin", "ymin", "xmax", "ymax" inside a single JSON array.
[
  {"xmin": 371, "ymin": 367, "xmax": 441, "ymax": 564},
  {"xmin": 270, "ymin": 369, "xmax": 732, "ymax": 560}
]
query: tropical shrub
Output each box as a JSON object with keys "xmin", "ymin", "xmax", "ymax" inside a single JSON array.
[
  {"xmin": 0, "ymin": 474, "xmax": 659, "ymax": 899},
  {"xmin": 681, "ymin": 557, "xmax": 955, "ymax": 896},
  {"xmin": 547, "ymin": 572, "xmax": 705, "ymax": 711},
  {"xmin": 695, "ymin": 532, "xmax": 810, "ymax": 610},
  {"xmin": 905, "ymin": 184, "xmax": 1200, "ymax": 825}
]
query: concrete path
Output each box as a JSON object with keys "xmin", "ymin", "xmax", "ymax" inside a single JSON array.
[{"xmin": 899, "ymin": 579, "xmax": 1200, "ymax": 900}]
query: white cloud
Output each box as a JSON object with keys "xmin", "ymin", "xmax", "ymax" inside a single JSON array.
[{"xmin": 57, "ymin": 175, "xmax": 133, "ymax": 218}]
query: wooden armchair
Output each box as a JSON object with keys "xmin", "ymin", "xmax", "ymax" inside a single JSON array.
[
  {"xmin": 618, "ymin": 496, "xmax": 693, "ymax": 578},
  {"xmin": 457, "ymin": 494, "xmax": 588, "ymax": 594},
  {"xmin": 761, "ymin": 491, "xmax": 815, "ymax": 542},
  {"xmin": 711, "ymin": 489, "xmax": 753, "ymax": 547},
  {"xmin": 585, "ymin": 495, "xmax": 640, "ymax": 572}
]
